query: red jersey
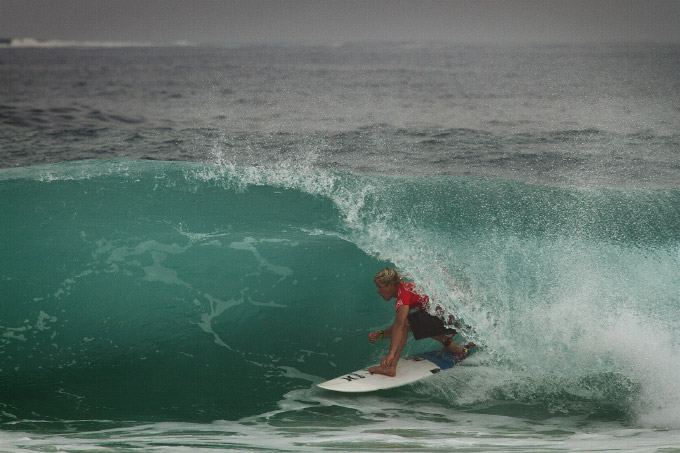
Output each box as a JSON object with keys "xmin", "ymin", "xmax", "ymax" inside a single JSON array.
[{"xmin": 394, "ymin": 282, "xmax": 429, "ymax": 312}]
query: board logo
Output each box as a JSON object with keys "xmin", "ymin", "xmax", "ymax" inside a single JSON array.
[{"xmin": 341, "ymin": 372, "xmax": 366, "ymax": 382}]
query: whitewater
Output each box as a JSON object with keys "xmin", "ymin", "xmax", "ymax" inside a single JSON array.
[{"xmin": 1, "ymin": 43, "xmax": 679, "ymax": 451}]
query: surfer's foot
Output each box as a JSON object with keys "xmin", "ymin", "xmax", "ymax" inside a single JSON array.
[
  {"xmin": 368, "ymin": 365, "xmax": 397, "ymax": 377},
  {"xmin": 453, "ymin": 343, "xmax": 476, "ymax": 361},
  {"xmin": 444, "ymin": 339, "xmax": 464, "ymax": 357}
]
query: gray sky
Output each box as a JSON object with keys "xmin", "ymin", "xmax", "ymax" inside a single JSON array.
[{"xmin": 2, "ymin": 0, "xmax": 679, "ymax": 45}]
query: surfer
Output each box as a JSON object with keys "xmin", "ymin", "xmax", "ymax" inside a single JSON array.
[{"xmin": 368, "ymin": 267, "xmax": 465, "ymax": 377}]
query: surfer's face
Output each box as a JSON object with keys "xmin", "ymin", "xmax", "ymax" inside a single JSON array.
[{"xmin": 376, "ymin": 281, "xmax": 398, "ymax": 301}]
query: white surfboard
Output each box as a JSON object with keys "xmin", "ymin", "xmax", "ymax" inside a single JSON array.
[{"xmin": 317, "ymin": 344, "xmax": 475, "ymax": 393}]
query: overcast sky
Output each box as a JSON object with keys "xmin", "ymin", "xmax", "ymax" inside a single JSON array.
[{"xmin": 2, "ymin": 0, "xmax": 679, "ymax": 45}]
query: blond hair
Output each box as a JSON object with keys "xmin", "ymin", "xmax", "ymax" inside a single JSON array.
[{"xmin": 373, "ymin": 267, "xmax": 404, "ymax": 286}]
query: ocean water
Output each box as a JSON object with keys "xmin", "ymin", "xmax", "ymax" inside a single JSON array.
[{"xmin": 1, "ymin": 43, "xmax": 679, "ymax": 452}]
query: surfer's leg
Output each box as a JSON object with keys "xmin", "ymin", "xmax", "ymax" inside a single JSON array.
[
  {"xmin": 432, "ymin": 334, "xmax": 464, "ymax": 356},
  {"xmin": 388, "ymin": 327, "xmax": 408, "ymax": 368},
  {"xmin": 368, "ymin": 323, "xmax": 410, "ymax": 377}
]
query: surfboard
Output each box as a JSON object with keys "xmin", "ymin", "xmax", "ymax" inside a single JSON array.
[{"xmin": 317, "ymin": 344, "xmax": 476, "ymax": 393}]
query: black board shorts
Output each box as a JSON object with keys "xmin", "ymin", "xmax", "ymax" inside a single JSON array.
[{"xmin": 407, "ymin": 310, "xmax": 455, "ymax": 340}]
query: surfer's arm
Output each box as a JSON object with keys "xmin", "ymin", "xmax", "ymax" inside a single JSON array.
[{"xmin": 369, "ymin": 325, "xmax": 397, "ymax": 343}]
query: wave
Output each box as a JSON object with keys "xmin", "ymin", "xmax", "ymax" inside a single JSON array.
[{"xmin": 1, "ymin": 159, "xmax": 678, "ymax": 428}]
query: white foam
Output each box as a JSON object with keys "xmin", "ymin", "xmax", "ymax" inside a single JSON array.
[
  {"xmin": 4, "ymin": 37, "xmax": 155, "ymax": 48},
  {"xmin": 228, "ymin": 237, "xmax": 293, "ymax": 281},
  {"xmin": 195, "ymin": 293, "xmax": 244, "ymax": 350}
]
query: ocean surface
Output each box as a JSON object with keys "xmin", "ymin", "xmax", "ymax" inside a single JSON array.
[{"xmin": 1, "ymin": 43, "xmax": 679, "ymax": 452}]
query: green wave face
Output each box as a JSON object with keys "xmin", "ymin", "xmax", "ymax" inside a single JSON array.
[{"xmin": 1, "ymin": 159, "xmax": 678, "ymax": 425}]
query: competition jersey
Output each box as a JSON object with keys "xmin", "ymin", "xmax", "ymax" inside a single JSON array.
[{"xmin": 394, "ymin": 282, "xmax": 429, "ymax": 312}]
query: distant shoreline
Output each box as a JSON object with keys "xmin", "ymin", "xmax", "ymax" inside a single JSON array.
[
  {"xmin": 1, "ymin": 37, "xmax": 678, "ymax": 49},
  {"xmin": 0, "ymin": 37, "xmax": 162, "ymax": 48}
]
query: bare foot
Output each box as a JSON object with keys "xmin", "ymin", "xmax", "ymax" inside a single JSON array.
[
  {"xmin": 367, "ymin": 365, "xmax": 396, "ymax": 377},
  {"xmin": 446, "ymin": 342, "xmax": 464, "ymax": 356}
]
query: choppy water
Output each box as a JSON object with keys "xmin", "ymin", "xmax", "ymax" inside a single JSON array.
[{"xmin": 1, "ymin": 43, "xmax": 679, "ymax": 451}]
